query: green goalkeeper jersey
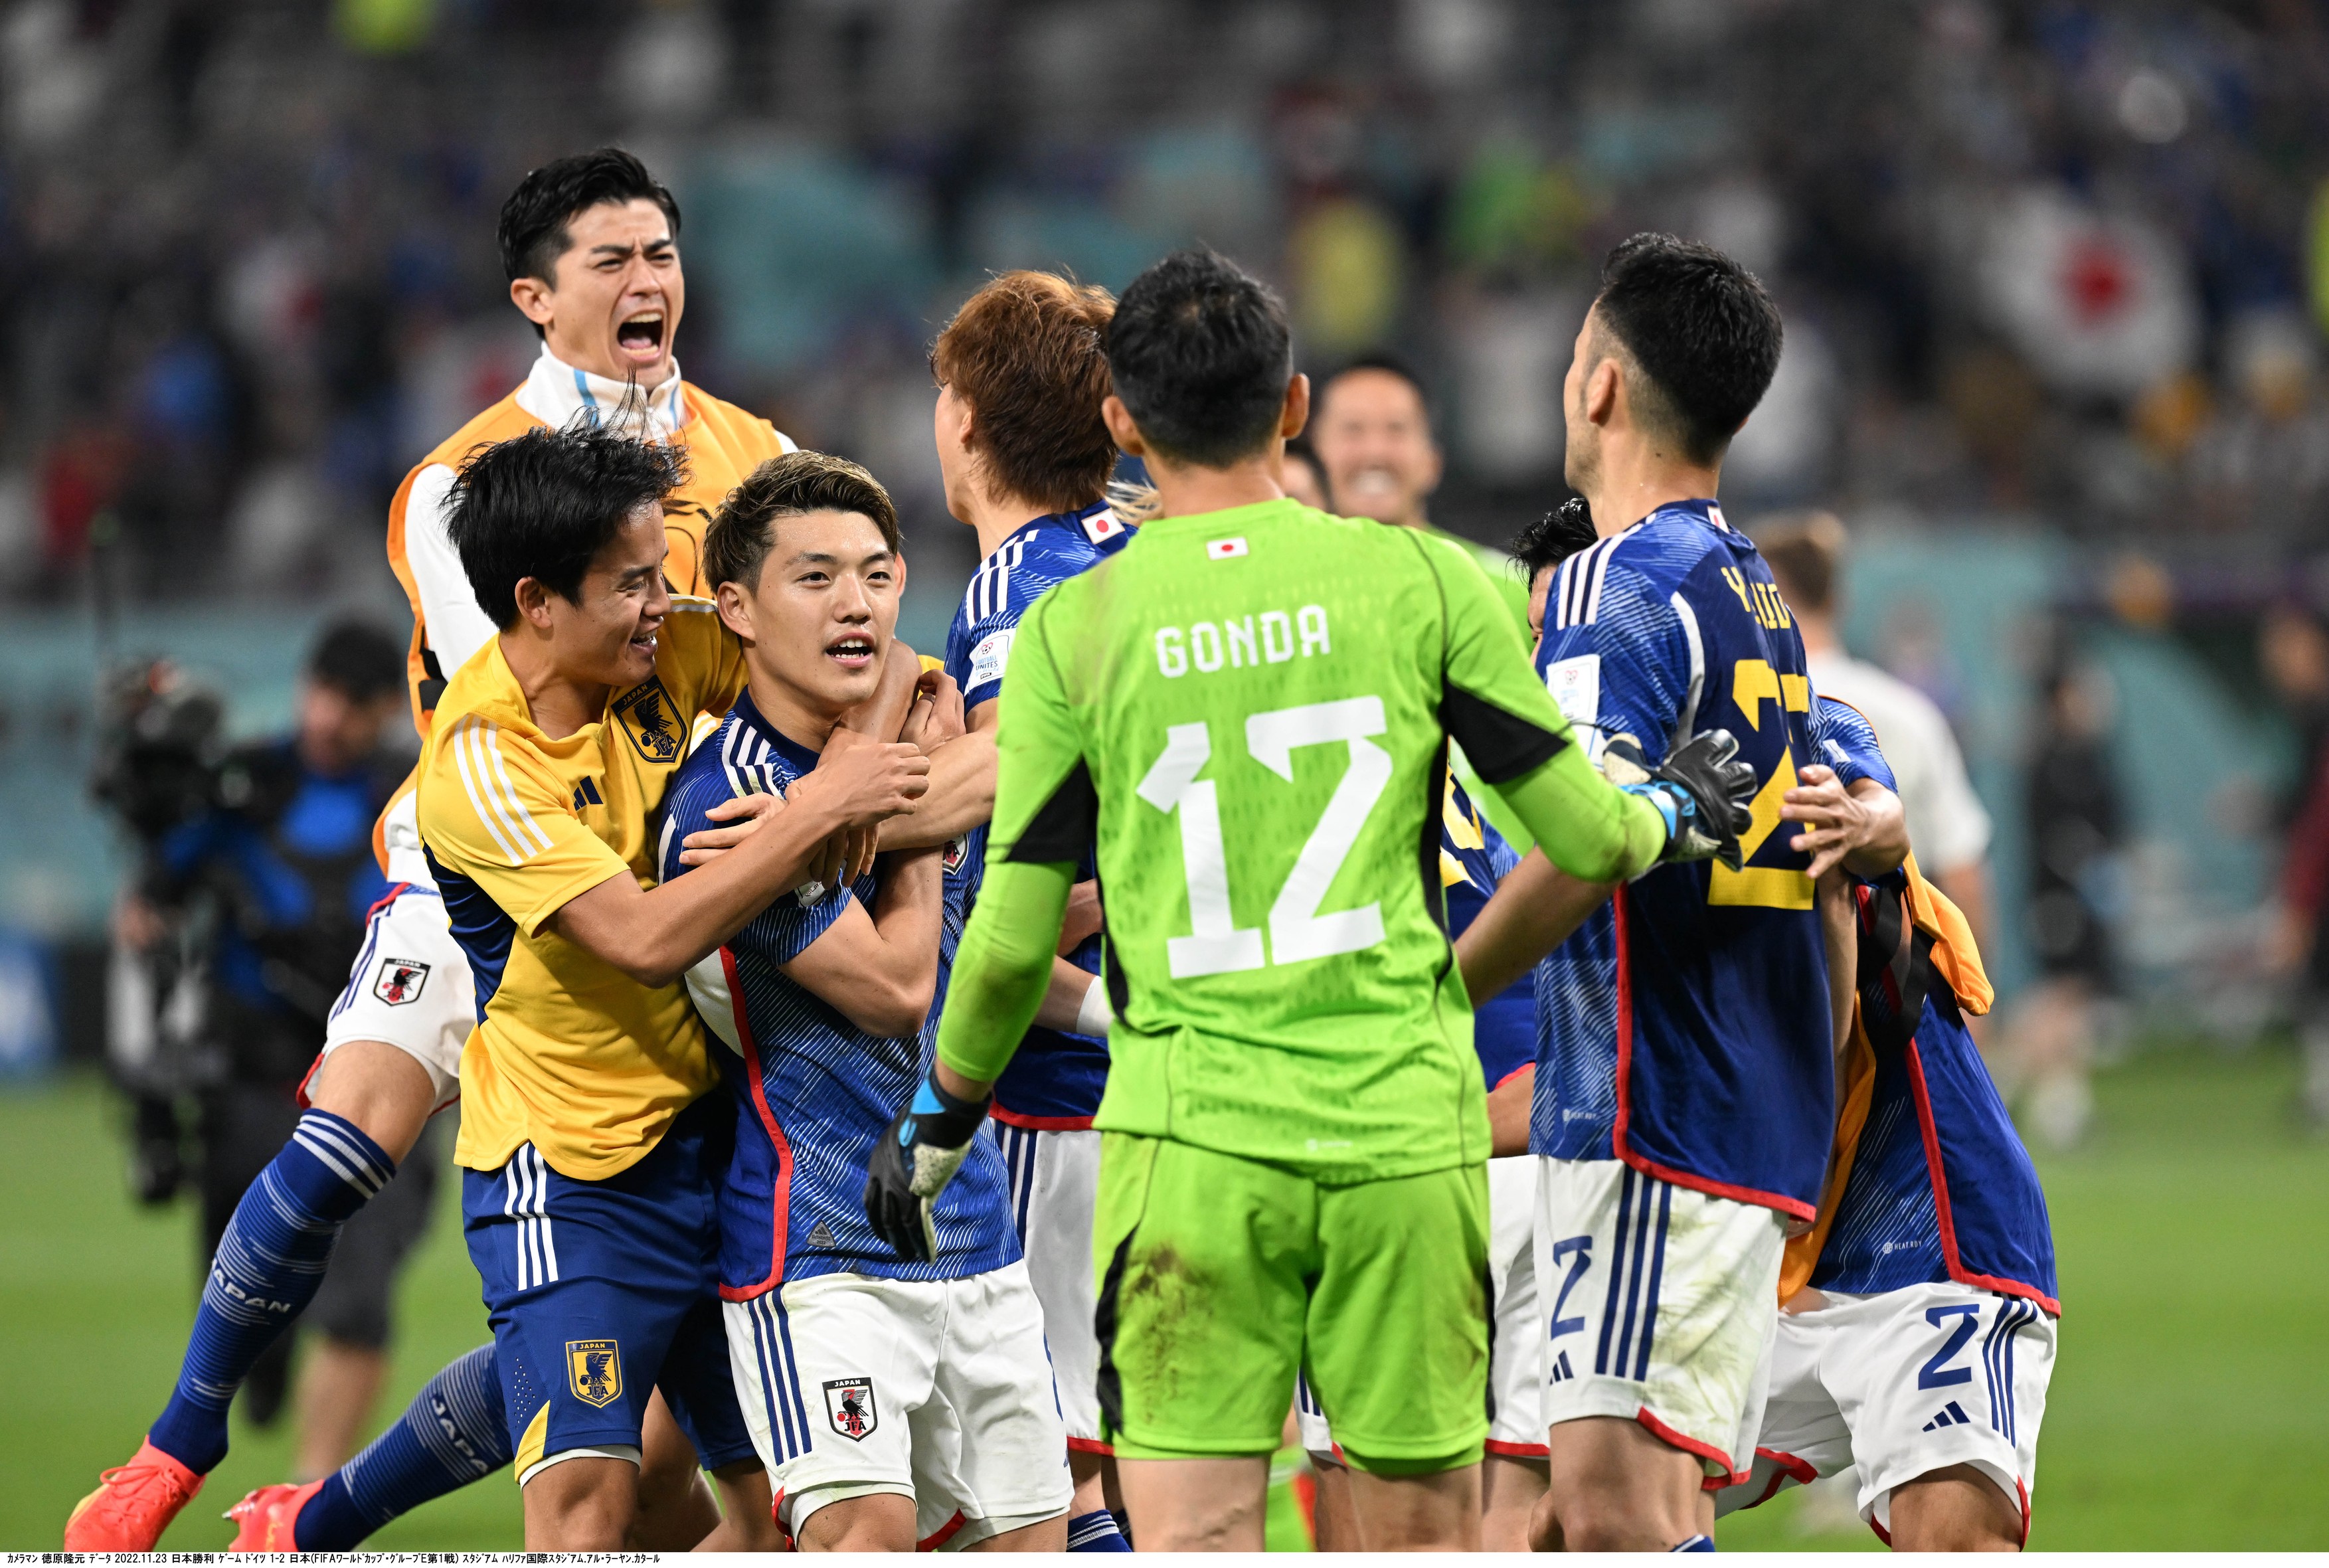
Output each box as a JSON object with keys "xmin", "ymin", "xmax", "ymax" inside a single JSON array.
[{"xmin": 936, "ymin": 497, "xmax": 1668, "ymax": 1182}]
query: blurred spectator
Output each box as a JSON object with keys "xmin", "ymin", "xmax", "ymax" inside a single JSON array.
[
  {"xmin": 108, "ymin": 622, "xmax": 440, "ymax": 1470},
  {"xmin": 1279, "ymin": 438, "xmax": 1328, "ymax": 511},
  {"xmin": 2262, "ymin": 604, "xmax": 2329, "ymax": 1126},
  {"xmin": 2186, "ymin": 311, "xmax": 2329, "ymax": 549},
  {"xmin": 2012, "ymin": 655, "xmax": 2126, "ymax": 1150},
  {"xmin": 1758, "ymin": 513, "xmax": 1997, "ymax": 951}
]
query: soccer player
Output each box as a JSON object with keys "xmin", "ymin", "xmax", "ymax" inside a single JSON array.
[
  {"xmin": 1715, "ymin": 700, "xmax": 2057, "ymax": 1551},
  {"xmin": 929, "ymin": 270, "xmax": 1137, "ymax": 1549},
  {"xmin": 413, "ymin": 426, "xmax": 927, "ymax": 1550},
  {"xmin": 64, "ymin": 145, "xmax": 795, "ymax": 1552},
  {"xmin": 861, "ymin": 248, "xmax": 1758, "ymax": 1551},
  {"xmin": 657, "ymin": 452, "xmax": 1074, "ymax": 1551},
  {"xmin": 1449, "ymin": 234, "xmax": 1868, "ymax": 1552}
]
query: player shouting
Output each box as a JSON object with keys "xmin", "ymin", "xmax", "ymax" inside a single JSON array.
[
  {"xmin": 862, "ymin": 248, "xmax": 1757, "ymax": 1551},
  {"xmin": 64, "ymin": 145, "xmax": 797, "ymax": 1553},
  {"xmin": 660, "ymin": 453, "xmax": 1073, "ymax": 1550},
  {"xmin": 1451, "ymin": 234, "xmax": 1875, "ymax": 1551},
  {"xmin": 1715, "ymin": 701, "xmax": 2058, "ymax": 1551}
]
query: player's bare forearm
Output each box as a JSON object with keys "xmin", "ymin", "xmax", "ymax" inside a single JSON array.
[
  {"xmin": 878, "ymin": 730, "xmax": 996, "ymax": 849},
  {"xmin": 1487, "ymin": 1064, "xmax": 1535, "ymax": 1158},
  {"xmin": 837, "ymin": 638, "xmax": 924, "ymax": 743},
  {"xmin": 549, "ymin": 744, "xmax": 929, "ymax": 988},
  {"xmin": 1456, "ymin": 849, "xmax": 1614, "ymax": 1003},
  {"xmin": 784, "ymin": 847, "xmax": 946, "ymax": 1037},
  {"xmin": 1818, "ymin": 868, "xmax": 1857, "ymax": 1066},
  {"xmin": 1031, "ymin": 956, "xmax": 1103, "ymax": 1035},
  {"xmin": 934, "ymin": 856, "xmax": 1073, "ymax": 1090},
  {"xmin": 1495, "ymin": 742, "xmax": 1668, "ymax": 884}
]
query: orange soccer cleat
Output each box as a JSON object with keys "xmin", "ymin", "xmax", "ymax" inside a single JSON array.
[
  {"xmin": 224, "ymin": 1479, "xmax": 323, "ymax": 1552},
  {"xmin": 62, "ymin": 1439, "xmax": 207, "ymax": 1551}
]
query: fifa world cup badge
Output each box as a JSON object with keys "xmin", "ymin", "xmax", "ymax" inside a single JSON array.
[
  {"xmin": 824, "ymin": 1377, "xmax": 879, "ymax": 1440},
  {"xmin": 373, "ymin": 957, "xmax": 430, "ymax": 1006},
  {"xmin": 566, "ymin": 1340, "xmax": 623, "ymax": 1408}
]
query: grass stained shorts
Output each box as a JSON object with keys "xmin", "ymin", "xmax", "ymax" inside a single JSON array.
[{"xmin": 1092, "ymin": 1132, "xmax": 1489, "ymax": 1474}]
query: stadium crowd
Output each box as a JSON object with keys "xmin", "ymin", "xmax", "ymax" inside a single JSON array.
[{"xmin": 7, "ymin": 0, "xmax": 2329, "ymax": 603}]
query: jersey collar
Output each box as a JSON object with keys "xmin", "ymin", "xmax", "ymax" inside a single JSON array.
[
  {"xmin": 995, "ymin": 499, "xmax": 1122, "ymax": 559},
  {"xmin": 1638, "ymin": 497, "xmax": 1729, "ymax": 532},
  {"xmin": 515, "ymin": 344, "xmax": 689, "ymax": 442},
  {"xmin": 726, "ymin": 687, "xmax": 825, "ymax": 778}
]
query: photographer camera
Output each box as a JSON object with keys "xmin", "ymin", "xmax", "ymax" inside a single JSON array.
[{"xmin": 105, "ymin": 621, "xmax": 442, "ymax": 1476}]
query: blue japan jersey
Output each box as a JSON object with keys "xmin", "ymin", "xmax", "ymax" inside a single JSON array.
[
  {"xmin": 1813, "ymin": 697, "xmax": 2058, "ymax": 1310},
  {"xmin": 1441, "ymin": 773, "xmax": 1533, "ymax": 1089},
  {"xmin": 942, "ymin": 501, "xmax": 1134, "ymax": 1127},
  {"xmin": 660, "ymin": 692, "xmax": 1019, "ymax": 1292},
  {"xmin": 1530, "ymin": 501, "xmax": 1832, "ymax": 1216}
]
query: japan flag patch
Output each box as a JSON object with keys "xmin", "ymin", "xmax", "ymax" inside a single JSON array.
[
  {"xmin": 1080, "ymin": 509, "xmax": 1126, "ymax": 546},
  {"xmin": 1207, "ymin": 537, "xmax": 1248, "ymax": 560},
  {"xmin": 373, "ymin": 957, "xmax": 430, "ymax": 1007}
]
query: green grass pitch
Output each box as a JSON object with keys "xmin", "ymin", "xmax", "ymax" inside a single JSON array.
[{"xmin": 5, "ymin": 1043, "xmax": 2324, "ymax": 1551}]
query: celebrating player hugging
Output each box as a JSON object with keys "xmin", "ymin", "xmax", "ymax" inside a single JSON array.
[{"xmin": 66, "ymin": 135, "xmax": 2059, "ymax": 1551}]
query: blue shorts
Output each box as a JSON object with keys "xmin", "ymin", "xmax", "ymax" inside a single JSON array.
[{"xmin": 462, "ymin": 1090, "xmax": 756, "ymax": 1478}]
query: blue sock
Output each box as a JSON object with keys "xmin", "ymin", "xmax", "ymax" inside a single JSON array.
[
  {"xmin": 294, "ymin": 1345, "xmax": 509, "ymax": 1550},
  {"xmin": 1672, "ymin": 1532, "xmax": 1716, "ymax": 1551},
  {"xmin": 147, "ymin": 1110, "xmax": 393, "ymax": 1473},
  {"xmin": 1067, "ymin": 1508, "xmax": 1130, "ymax": 1551}
]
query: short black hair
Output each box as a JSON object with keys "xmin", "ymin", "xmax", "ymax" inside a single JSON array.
[
  {"xmin": 307, "ymin": 620, "xmax": 404, "ymax": 705},
  {"xmin": 705, "ymin": 451, "xmax": 903, "ymax": 594},
  {"xmin": 447, "ymin": 426, "xmax": 686, "ymax": 629},
  {"xmin": 1592, "ymin": 233, "xmax": 1782, "ymax": 466},
  {"xmin": 1319, "ymin": 352, "xmax": 1432, "ymax": 425},
  {"xmin": 1106, "ymin": 248, "xmax": 1292, "ymax": 468},
  {"xmin": 497, "ymin": 147, "xmax": 681, "ymax": 287},
  {"xmin": 1510, "ymin": 496, "xmax": 1600, "ymax": 582}
]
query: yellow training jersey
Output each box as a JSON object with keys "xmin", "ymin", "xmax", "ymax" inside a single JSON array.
[{"xmin": 416, "ymin": 599, "xmax": 746, "ymax": 1181}]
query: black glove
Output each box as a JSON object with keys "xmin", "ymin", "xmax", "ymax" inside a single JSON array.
[
  {"xmin": 864, "ymin": 1070, "xmax": 992, "ymax": 1262},
  {"xmin": 1614, "ymin": 728, "xmax": 1757, "ymax": 869}
]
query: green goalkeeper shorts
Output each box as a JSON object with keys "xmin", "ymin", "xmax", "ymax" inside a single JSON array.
[{"xmin": 1092, "ymin": 1132, "xmax": 1489, "ymax": 1473}]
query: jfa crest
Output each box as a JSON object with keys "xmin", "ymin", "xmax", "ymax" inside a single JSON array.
[
  {"xmin": 823, "ymin": 1377, "xmax": 877, "ymax": 1440},
  {"xmin": 612, "ymin": 678, "xmax": 682, "ymax": 764},
  {"xmin": 372, "ymin": 957, "xmax": 430, "ymax": 1007},
  {"xmin": 566, "ymin": 1339, "xmax": 622, "ymax": 1408},
  {"xmin": 942, "ymin": 833, "xmax": 969, "ymax": 873}
]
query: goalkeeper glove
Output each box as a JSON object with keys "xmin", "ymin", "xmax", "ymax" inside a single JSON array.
[
  {"xmin": 865, "ymin": 1070, "xmax": 992, "ymax": 1262},
  {"xmin": 1610, "ymin": 728, "xmax": 1757, "ymax": 869}
]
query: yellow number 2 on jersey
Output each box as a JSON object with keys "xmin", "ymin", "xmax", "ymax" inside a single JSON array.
[{"xmin": 1708, "ymin": 657, "xmax": 1813, "ymax": 910}]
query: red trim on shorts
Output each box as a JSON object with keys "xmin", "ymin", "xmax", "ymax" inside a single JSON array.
[
  {"xmin": 719, "ymin": 945, "xmax": 796, "ymax": 1304},
  {"xmin": 990, "ymin": 1108, "xmax": 1096, "ymax": 1131},
  {"xmin": 1065, "ymin": 1436, "xmax": 1116, "ymax": 1456},
  {"xmin": 1739, "ymin": 1446, "xmax": 1816, "ymax": 1509},
  {"xmin": 1483, "ymin": 1438, "xmax": 1551, "ymax": 1458},
  {"xmin": 918, "ymin": 1510, "xmax": 968, "ymax": 1551},
  {"xmin": 1634, "ymin": 1407, "xmax": 1741, "ymax": 1487},
  {"xmin": 1904, "ymin": 1042, "xmax": 2064, "ymax": 1316},
  {"xmin": 1610, "ymin": 887, "xmax": 1818, "ymax": 1221}
]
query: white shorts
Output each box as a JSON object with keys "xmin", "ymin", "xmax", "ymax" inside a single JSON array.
[
  {"xmin": 994, "ymin": 1124, "xmax": 1106, "ymax": 1450},
  {"xmin": 1537, "ymin": 1156, "xmax": 1786, "ymax": 1483},
  {"xmin": 1713, "ymin": 1282, "xmax": 2055, "ymax": 1541},
  {"xmin": 724, "ymin": 1261, "xmax": 1072, "ymax": 1549},
  {"xmin": 1296, "ymin": 1155, "xmax": 1541, "ymax": 1464},
  {"xmin": 315, "ymin": 882, "xmax": 472, "ymax": 1107}
]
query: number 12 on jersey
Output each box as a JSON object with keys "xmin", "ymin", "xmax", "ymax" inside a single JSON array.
[{"xmin": 1136, "ymin": 697, "xmax": 1393, "ymax": 978}]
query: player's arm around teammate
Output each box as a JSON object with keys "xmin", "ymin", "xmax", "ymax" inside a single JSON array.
[{"xmin": 866, "ymin": 252, "xmax": 1752, "ymax": 1553}]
